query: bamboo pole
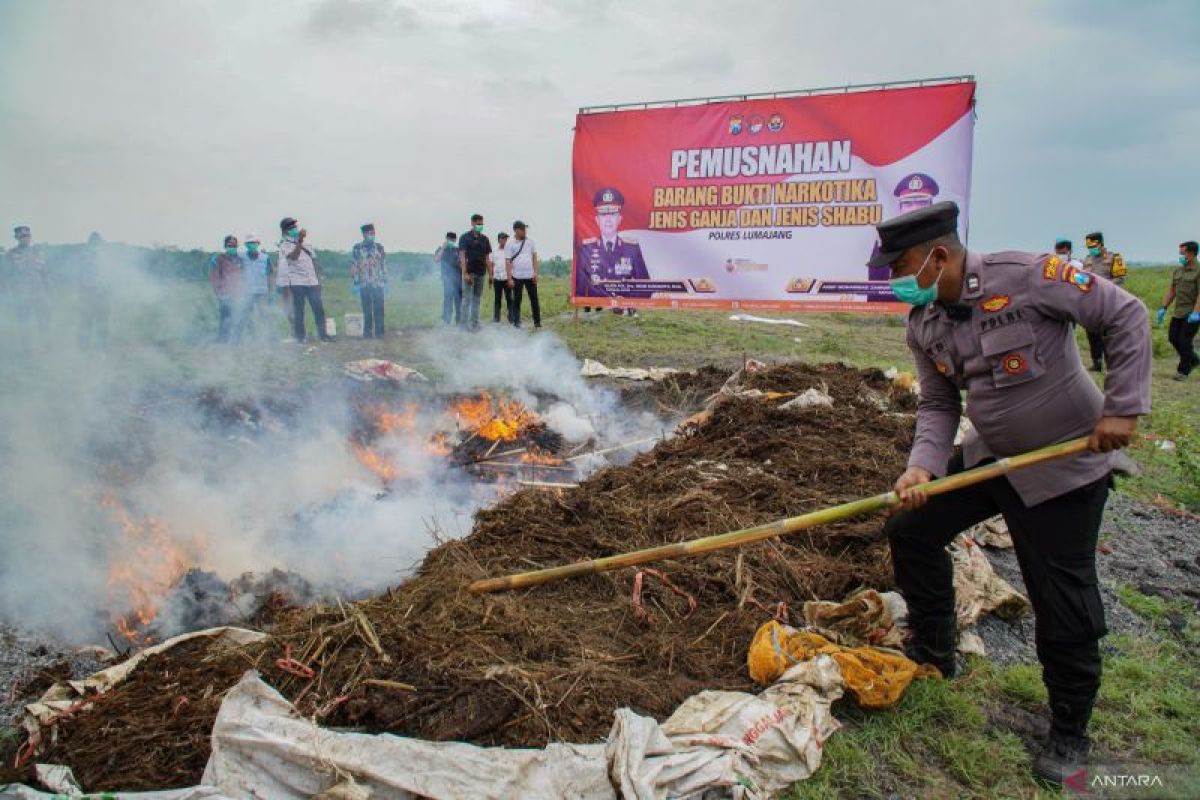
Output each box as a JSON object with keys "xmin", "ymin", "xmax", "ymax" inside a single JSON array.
[{"xmin": 468, "ymin": 437, "xmax": 1090, "ymax": 594}]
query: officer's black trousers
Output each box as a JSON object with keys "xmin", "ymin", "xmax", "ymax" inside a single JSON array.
[
  {"xmin": 885, "ymin": 453, "xmax": 1109, "ymax": 737},
  {"xmin": 291, "ymin": 285, "xmax": 328, "ymax": 341},
  {"xmin": 1086, "ymin": 331, "xmax": 1106, "ymax": 368},
  {"xmin": 492, "ymin": 280, "xmax": 513, "ymax": 323},
  {"xmin": 512, "ymin": 278, "xmax": 541, "ymax": 327},
  {"xmin": 1167, "ymin": 316, "xmax": 1199, "ymax": 376}
]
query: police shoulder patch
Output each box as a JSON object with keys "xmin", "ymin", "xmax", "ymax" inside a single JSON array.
[
  {"xmin": 621, "ymin": 234, "xmax": 639, "ymax": 244},
  {"xmin": 1042, "ymin": 255, "xmax": 1061, "ymax": 281},
  {"xmin": 980, "ymin": 294, "xmax": 1011, "ymax": 313},
  {"xmin": 1061, "ymin": 266, "xmax": 1094, "ymax": 293},
  {"xmin": 581, "ymin": 238, "xmax": 597, "ymax": 245}
]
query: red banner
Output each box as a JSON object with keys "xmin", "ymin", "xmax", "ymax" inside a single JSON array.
[{"xmin": 572, "ymin": 81, "xmax": 976, "ymax": 312}]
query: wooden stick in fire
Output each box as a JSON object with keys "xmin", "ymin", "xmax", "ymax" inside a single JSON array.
[
  {"xmin": 467, "ymin": 437, "xmax": 1089, "ymax": 594},
  {"xmin": 564, "ymin": 436, "xmax": 660, "ymax": 462}
]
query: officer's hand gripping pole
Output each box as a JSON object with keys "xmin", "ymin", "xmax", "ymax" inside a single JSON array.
[{"xmin": 467, "ymin": 437, "xmax": 1091, "ymax": 594}]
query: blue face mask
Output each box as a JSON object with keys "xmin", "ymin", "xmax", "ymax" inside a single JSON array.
[
  {"xmin": 225, "ymin": 246, "xmax": 238, "ymax": 256},
  {"xmin": 1088, "ymin": 246, "xmax": 1102, "ymax": 257},
  {"xmin": 285, "ymin": 228, "xmax": 299, "ymax": 240},
  {"xmin": 1181, "ymin": 255, "xmax": 1190, "ymax": 266},
  {"xmin": 364, "ymin": 233, "xmax": 375, "ymax": 243},
  {"xmin": 890, "ymin": 250, "xmax": 942, "ymax": 306},
  {"xmin": 246, "ymin": 244, "xmax": 260, "ymax": 256}
]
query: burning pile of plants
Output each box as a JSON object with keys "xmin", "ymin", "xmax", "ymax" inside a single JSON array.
[
  {"xmin": 2, "ymin": 362, "xmax": 920, "ymax": 793},
  {"xmin": 347, "ymin": 390, "xmax": 574, "ymax": 488}
]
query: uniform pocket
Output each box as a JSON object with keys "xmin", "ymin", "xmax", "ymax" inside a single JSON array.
[
  {"xmin": 980, "ymin": 322, "xmax": 1042, "ymax": 387},
  {"xmin": 922, "ymin": 337, "xmax": 956, "ymax": 378}
]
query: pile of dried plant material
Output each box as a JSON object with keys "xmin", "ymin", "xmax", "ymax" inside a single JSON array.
[
  {"xmin": 0, "ymin": 637, "xmax": 258, "ymax": 792},
  {"xmin": 5, "ymin": 362, "xmax": 917, "ymax": 792},
  {"xmin": 617, "ymin": 364, "xmax": 731, "ymax": 416}
]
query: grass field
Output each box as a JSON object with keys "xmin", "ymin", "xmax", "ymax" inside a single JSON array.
[{"xmin": 66, "ymin": 263, "xmax": 1198, "ymax": 798}]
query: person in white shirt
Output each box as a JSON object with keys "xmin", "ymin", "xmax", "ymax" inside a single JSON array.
[
  {"xmin": 504, "ymin": 221, "xmax": 540, "ymax": 328},
  {"xmin": 490, "ymin": 231, "xmax": 514, "ymax": 324},
  {"xmin": 1053, "ymin": 238, "xmax": 1083, "ymax": 271},
  {"xmin": 277, "ymin": 216, "xmax": 332, "ymax": 342}
]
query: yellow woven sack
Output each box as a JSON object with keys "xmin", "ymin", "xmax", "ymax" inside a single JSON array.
[{"xmin": 748, "ymin": 620, "xmax": 939, "ymax": 709}]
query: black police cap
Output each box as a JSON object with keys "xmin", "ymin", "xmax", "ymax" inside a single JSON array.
[{"xmin": 866, "ymin": 201, "xmax": 959, "ymax": 269}]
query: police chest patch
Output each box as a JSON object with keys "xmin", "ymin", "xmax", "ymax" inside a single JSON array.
[
  {"xmin": 1002, "ymin": 353, "xmax": 1027, "ymax": 375},
  {"xmin": 980, "ymin": 294, "xmax": 1010, "ymax": 313},
  {"xmin": 1043, "ymin": 256, "xmax": 1061, "ymax": 281},
  {"xmin": 965, "ymin": 274, "xmax": 981, "ymax": 292}
]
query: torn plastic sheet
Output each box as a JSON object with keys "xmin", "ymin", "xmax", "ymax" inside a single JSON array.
[{"xmin": 579, "ymin": 358, "xmax": 681, "ymax": 382}]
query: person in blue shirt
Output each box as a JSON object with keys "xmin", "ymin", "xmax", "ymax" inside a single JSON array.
[
  {"xmin": 238, "ymin": 233, "xmax": 272, "ymax": 340},
  {"xmin": 351, "ymin": 223, "xmax": 388, "ymax": 338}
]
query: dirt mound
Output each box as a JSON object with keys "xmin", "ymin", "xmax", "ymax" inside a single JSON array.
[
  {"xmin": 0, "ymin": 637, "xmax": 251, "ymax": 792},
  {"xmin": 617, "ymin": 365, "xmax": 731, "ymax": 415},
  {"xmin": 4, "ymin": 362, "xmax": 916, "ymax": 793}
]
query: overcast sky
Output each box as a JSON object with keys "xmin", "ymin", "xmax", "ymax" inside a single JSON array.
[{"xmin": 1, "ymin": 0, "xmax": 1197, "ymax": 259}]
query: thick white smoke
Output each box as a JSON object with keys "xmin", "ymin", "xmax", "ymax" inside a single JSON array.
[{"xmin": 0, "ymin": 246, "xmax": 665, "ymax": 644}]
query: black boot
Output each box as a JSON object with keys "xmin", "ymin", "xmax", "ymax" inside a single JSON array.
[
  {"xmin": 1033, "ymin": 730, "xmax": 1090, "ymax": 786},
  {"xmin": 905, "ymin": 616, "xmax": 957, "ymax": 677},
  {"xmin": 1033, "ymin": 695, "xmax": 1094, "ymax": 785}
]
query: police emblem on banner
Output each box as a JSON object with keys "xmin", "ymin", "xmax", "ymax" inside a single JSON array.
[
  {"xmin": 729, "ymin": 115, "xmax": 743, "ymax": 135},
  {"xmin": 767, "ymin": 112, "xmax": 785, "ymax": 132},
  {"xmin": 748, "ymin": 115, "xmax": 764, "ymax": 134}
]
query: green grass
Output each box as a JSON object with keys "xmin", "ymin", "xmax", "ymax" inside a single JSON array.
[
  {"xmin": 1110, "ymin": 268, "xmax": 1200, "ymax": 510},
  {"xmin": 788, "ymin": 670, "xmax": 1036, "ymax": 799},
  {"xmin": 786, "ymin": 629, "xmax": 1200, "ymax": 799}
]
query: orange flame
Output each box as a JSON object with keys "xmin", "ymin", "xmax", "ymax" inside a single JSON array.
[
  {"xmin": 520, "ymin": 446, "xmax": 564, "ymax": 466},
  {"xmin": 352, "ymin": 442, "xmax": 400, "ymax": 482},
  {"xmin": 102, "ymin": 495, "xmax": 196, "ymax": 646},
  {"xmin": 372, "ymin": 403, "xmax": 418, "ymax": 435},
  {"xmin": 451, "ymin": 392, "xmax": 538, "ymax": 442}
]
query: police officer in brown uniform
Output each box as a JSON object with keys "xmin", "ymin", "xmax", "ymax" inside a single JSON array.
[
  {"xmin": 868, "ymin": 203, "xmax": 1151, "ymax": 786},
  {"xmin": 1081, "ymin": 232, "xmax": 1127, "ymax": 371}
]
